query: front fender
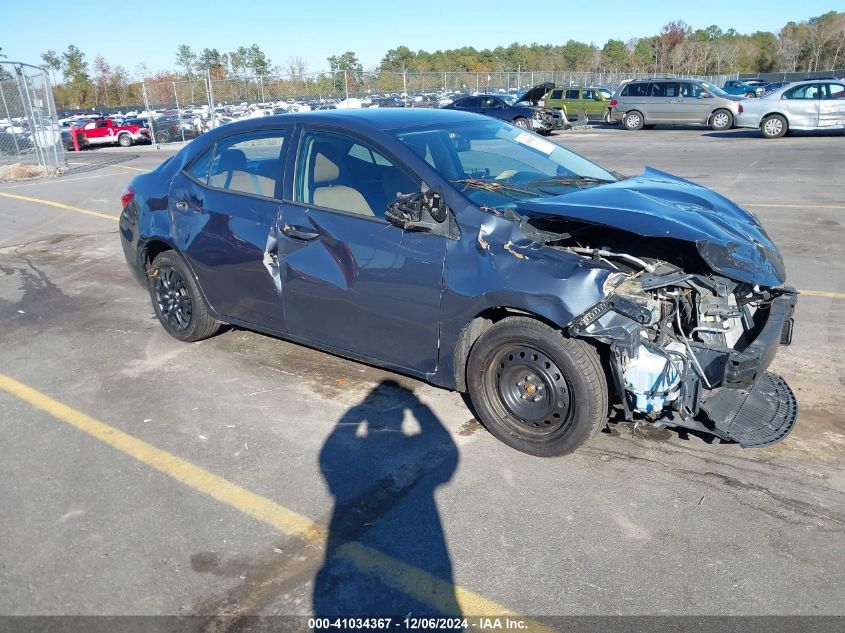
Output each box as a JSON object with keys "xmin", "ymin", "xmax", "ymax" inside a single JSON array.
[{"xmin": 432, "ymin": 206, "xmax": 614, "ymax": 389}]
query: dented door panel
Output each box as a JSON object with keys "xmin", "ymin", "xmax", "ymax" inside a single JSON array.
[{"xmin": 275, "ymin": 203, "xmax": 446, "ymax": 373}]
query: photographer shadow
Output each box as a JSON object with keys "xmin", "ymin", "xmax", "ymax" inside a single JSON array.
[{"xmin": 313, "ymin": 380, "xmax": 461, "ymax": 617}]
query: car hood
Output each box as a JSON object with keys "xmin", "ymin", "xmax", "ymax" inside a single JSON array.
[
  {"xmin": 517, "ymin": 82, "xmax": 555, "ymax": 106},
  {"xmin": 513, "ymin": 167, "xmax": 786, "ymax": 287}
]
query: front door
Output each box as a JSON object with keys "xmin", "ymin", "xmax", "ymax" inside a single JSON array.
[
  {"xmin": 781, "ymin": 83, "xmax": 820, "ymax": 128},
  {"xmin": 170, "ymin": 128, "xmax": 290, "ymax": 331},
  {"xmin": 276, "ymin": 128, "xmax": 446, "ymax": 373},
  {"xmin": 678, "ymin": 82, "xmax": 712, "ymax": 123},
  {"xmin": 819, "ymin": 82, "xmax": 845, "ymax": 128}
]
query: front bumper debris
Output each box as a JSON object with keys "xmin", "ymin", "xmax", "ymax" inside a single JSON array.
[{"xmin": 700, "ymin": 371, "xmax": 798, "ymax": 447}]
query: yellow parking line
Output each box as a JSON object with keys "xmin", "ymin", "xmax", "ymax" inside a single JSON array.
[
  {"xmin": 0, "ymin": 192, "xmax": 118, "ymax": 222},
  {"xmin": 0, "ymin": 372, "xmax": 539, "ymax": 623},
  {"xmin": 799, "ymin": 289, "xmax": 845, "ymax": 299},
  {"xmin": 741, "ymin": 202, "xmax": 845, "ymax": 209}
]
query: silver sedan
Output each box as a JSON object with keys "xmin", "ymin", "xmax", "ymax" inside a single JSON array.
[{"xmin": 734, "ymin": 79, "xmax": 845, "ymax": 138}]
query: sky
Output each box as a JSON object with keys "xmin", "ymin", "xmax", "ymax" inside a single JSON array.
[{"xmin": 1, "ymin": 0, "xmax": 838, "ymax": 76}]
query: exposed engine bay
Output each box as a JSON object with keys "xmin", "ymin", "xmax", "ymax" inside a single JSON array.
[{"xmin": 525, "ymin": 218, "xmax": 798, "ymax": 447}]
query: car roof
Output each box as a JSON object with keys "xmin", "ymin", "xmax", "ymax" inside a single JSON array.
[{"xmin": 199, "ymin": 107, "xmax": 484, "ymax": 139}]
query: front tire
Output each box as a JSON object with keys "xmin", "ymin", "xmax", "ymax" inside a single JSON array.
[
  {"xmin": 623, "ymin": 110, "xmax": 644, "ymax": 130},
  {"xmin": 513, "ymin": 117, "xmax": 531, "ymax": 130},
  {"xmin": 710, "ymin": 109, "xmax": 733, "ymax": 131},
  {"xmin": 466, "ymin": 317, "xmax": 608, "ymax": 457},
  {"xmin": 148, "ymin": 252, "xmax": 221, "ymax": 342},
  {"xmin": 761, "ymin": 114, "xmax": 787, "ymax": 138}
]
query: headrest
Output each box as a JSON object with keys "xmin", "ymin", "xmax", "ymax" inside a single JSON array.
[
  {"xmin": 314, "ymin": 151, "xmax": 340, "ymax": 184},
  {"xmin": 213, "ymin": 148, "xmax": 247, "ymax": 174}
]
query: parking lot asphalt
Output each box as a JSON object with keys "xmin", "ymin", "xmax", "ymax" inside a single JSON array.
[{"xmin": 1, "ymin": 128, "xmax": 843, "ymax": 623}]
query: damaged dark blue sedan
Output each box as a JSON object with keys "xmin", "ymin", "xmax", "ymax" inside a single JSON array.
[{"xmin": 120, "ymin": 109, "xmax": 798, "ymax": 456}]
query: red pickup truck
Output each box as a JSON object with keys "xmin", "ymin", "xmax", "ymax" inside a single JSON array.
[{"xmin": 77, "ymin": 119, "xmax": 150, "ymax": 147}]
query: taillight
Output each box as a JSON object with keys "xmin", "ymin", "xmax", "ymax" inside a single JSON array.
[
  {"xmin": 738, "ymin": 104, "xmax": 743, "ymax": 113},
  {"xmin": 610, "ymin": 99, "xmax": 618, "ymax": 107},
  {"xmin": 121, "ymin": 185, "xmax": 135, "ymax": 208}
]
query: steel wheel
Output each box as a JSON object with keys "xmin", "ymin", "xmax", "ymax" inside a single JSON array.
[
  {"xmin": 489, "ymin": 345, "xmax": 572, "ymax": 437},
  {"xmin": 153, "ymin": 265, "xmax": 193, "ymax": 332}
]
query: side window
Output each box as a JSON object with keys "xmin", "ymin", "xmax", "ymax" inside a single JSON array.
[
  {"xmin": 185, "ymin": 147, "xmax": 212, "ymax": 183},
  {"xmin": 821, "ymin": 83, "xmax": 845, "ymax": 99},
  {"xmin": 296, "ymin": 130, "xmax": 418, "ymax": 220},
  {"xmin": 83, "ymin": 121, "xmax": 97, "ymax": 130},
  {"xmin": 582, "ymin": 90, "xmax": 595, "ymax": 100},
  {"xmin": 456, "ymin": 97, "xmax": 481, "ymax": 108},
  {"xmin": 651, "ymin": 82, "xmax": 679, "ymax": 97},
  {"xmin": 550, "ymin": 90, "xmax": 563, "ymax": 100},
  {"xmin": 565, "ymin": 89, "xmax": 579, "ymax": 99},
  {"xmin": 680, "ymin": 82, "xmax": 704, "ymax": 98},
  {"xmin": 480, "ymin": 97, "xmax": 497, "ymax": 108},
  {"xmin": 208, "ymin": 130, "xmax": 286, "ymax": 198},
  {"xmin": 96, "ymin": 121, "xmax": 109, "ymax": 128},
  {"xmin": 783, "ymin": 84, "xmax": 819, "ymax": 100},
  {"xmin": 625, "ymin": 82, "xmax": 650, "ymax": 97}
]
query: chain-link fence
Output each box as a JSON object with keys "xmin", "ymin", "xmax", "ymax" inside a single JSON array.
[
  {"xmin": 0, "ymin": 62, "xmax": 64, "ymax": 172},
  {"xmin": 133, "ymin": 69, "xmax": 739, "ymax": 144}
]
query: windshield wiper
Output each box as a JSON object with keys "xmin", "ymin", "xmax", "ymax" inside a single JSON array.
[
  {"xmin": 451, "ymin": 178, "xmax": 537, "ymax": 198},
  {"xmin": 528, "ymin": 175, "xmax": 613, "ymax": 187}
]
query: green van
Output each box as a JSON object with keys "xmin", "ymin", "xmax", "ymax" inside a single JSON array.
[{"xmin": 543, "ymin": 86, "xmax": 614, "ymax": 123}]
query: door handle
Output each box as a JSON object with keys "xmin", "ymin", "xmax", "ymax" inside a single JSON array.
[
  {"xmin": 175, "ymin": 200, "xmax": 201, "ymax": 212},
  {"xmin": 281, "ymin": 223, "xmax": 320, "ymax": 241}
]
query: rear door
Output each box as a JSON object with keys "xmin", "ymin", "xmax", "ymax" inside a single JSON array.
[
  {"xmin": 819, "ymin": 82, "xmax": 845, "ymax": 128},
  {"xmin": 781, "ymin": 83, "xmax": 820, "ymax": 128},
  {"xmin": 648, "ymin": 82, "xmax": 681, "ymax": 123},
  {"xmin": 170, "ymin": 128, "xmax": 290, "ymax": 331}
]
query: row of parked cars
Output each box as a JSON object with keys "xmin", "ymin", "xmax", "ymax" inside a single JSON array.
[{"xmin": 443, "ymin": 77, "xmax": 845, "ymax": 138}]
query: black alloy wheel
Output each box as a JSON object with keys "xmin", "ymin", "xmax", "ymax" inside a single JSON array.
[{"xmin": 153, "ymin": 265, "xmax": 193, "ymax": 333}]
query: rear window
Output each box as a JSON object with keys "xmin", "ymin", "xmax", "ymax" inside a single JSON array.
[{"xmin": 621, "ymin": 82, "xmax": 650, "ymax": 97}]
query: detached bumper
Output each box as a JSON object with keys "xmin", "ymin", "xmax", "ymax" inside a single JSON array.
[{"xmin": 698, "ymin": 293, "xmax": 798, "ymax": 447}]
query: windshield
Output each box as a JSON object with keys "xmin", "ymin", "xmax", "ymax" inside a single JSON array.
[
  {"xmin": 700, "ymin": 81, "xmax": 729, "ymax": 97},
  {"xmin": 394, "ymin": 119, "xmax": 616, "ymax": 210}
]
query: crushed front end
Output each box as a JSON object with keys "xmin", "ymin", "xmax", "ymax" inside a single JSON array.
[
  {"xmin": 569, "ymin": 262, "xmax": 797, "ymax": 446},
  {"xmin": 532, "ymin": 107, "xmax": 568, "ymax": 133}
]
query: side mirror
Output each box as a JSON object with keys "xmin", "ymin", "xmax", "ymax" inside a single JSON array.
[{"xmin": 385, "ymin": 187, "xmax": 448, "ymax": 231}]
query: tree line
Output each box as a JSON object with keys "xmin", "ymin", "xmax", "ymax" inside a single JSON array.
[{"xmin": 23, "ymin": 10, "xmax": 845, "ymax": 110}]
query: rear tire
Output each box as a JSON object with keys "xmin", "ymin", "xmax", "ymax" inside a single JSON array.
[
  {"xmin": 118, "ymin": 134, "xmax": 133, "ymax": 147},
  {"xmin": 466, "ymin": 317, "xmax": 608, "ymax": 457},
  {"xmin": 623, "ymin": 110, "xmax": 644, "ymax": 130},
  {"xmin": 148, "ymin": 252, "xmax": 221, "ymax": 342},
  {"xmin": 710, "ymin": 109, "xmax": 733, "ymax": 131},
  {"xmin": 157, "ymin": 130, "xmax": 172, "ymax": 144},
  {"xmin": 761, "ymin": 114, "xmax": 787, "ymax": 138}
]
